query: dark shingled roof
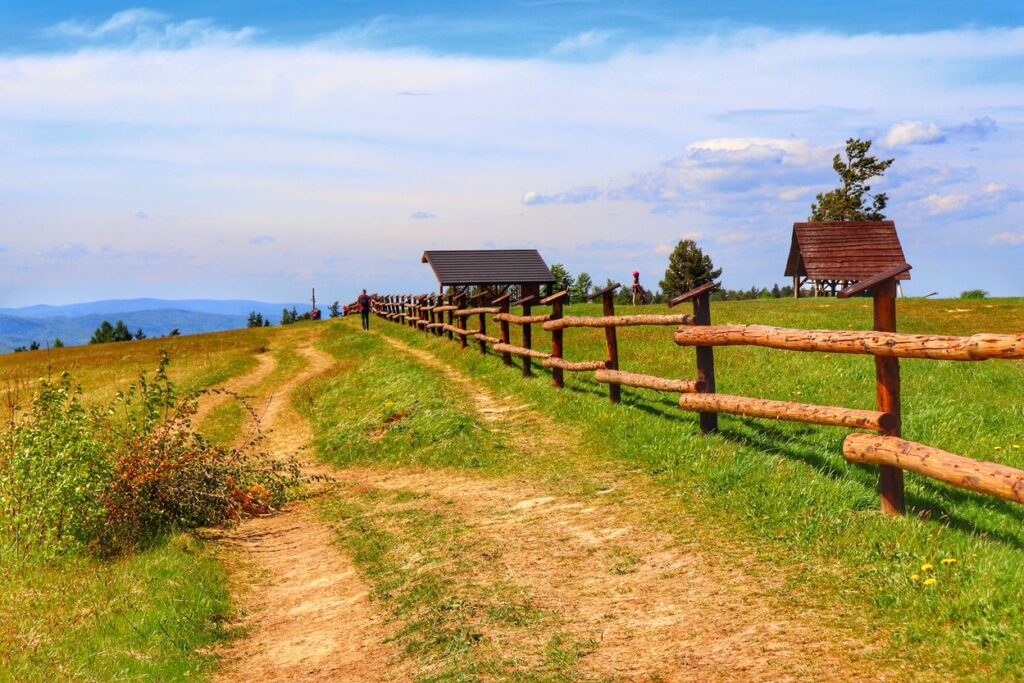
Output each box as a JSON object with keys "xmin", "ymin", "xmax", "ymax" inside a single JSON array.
[
  {"xmin": 421, "ymin": 249, "xmax": 555, "ymax": 287},
  {"xmin": 785, "ymin": 221, "xmax": 910, "ymax": 281}
]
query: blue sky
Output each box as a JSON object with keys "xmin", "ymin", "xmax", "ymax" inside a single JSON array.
[{"xmin": 1, "ymin": 2, "xmax": 1023, "ymax": 305}]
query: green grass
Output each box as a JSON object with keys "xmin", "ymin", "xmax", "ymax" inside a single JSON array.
[
  {"xmin": 307, "ymin": 299, "xmax": 1024, "ymax": 680},
  {"xmin": 0, "ymin": 534, "xmax": 230, "ymax": 681}
]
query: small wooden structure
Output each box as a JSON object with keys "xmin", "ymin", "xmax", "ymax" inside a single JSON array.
[
  {"xmin": 785, "ymin": 221, "xmax": 910, "ymax": 297},
  {"xmin": 421, "ymin": 249, "xmax": 555, "ymax": 299}
]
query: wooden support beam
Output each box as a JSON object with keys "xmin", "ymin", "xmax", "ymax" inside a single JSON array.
[
  {"xmin": 873, "ymin": 277, "xmax": 904, "ymax": 516},
  {"xmin": 843, "ymin": 434, "xmax": 1024, "ymax": 504},
  {"xmin": 599, "ymin": 286, "xmax": 621, "ymax": 403},
  {"xmin": 498, "ymin": 297, "xmax": 513, "ymax": 366},
  {"xmin": 522, "ymin": 299, "xmax": 535, "ymax": 377},
  {"xmin": 692, "ymin": 290, "xmax": 718, "ymax": 434},
  {"xmin": 492, "ymin": 343, "xmax": 551, "ymax": 360},
  {"xmin": 584, "ymin": 282, "xmax": 621, "ymax": 302},
  {"xmin": 672, "ymin": 325, "xmax": 1024, "ymax": 361},
  {"xmin": 542, "ymin": 358, "xmax": 609, "ymax": 372},
  {"xmin": 540, "ymin": 289, "xmax": 569, "ymax": 305},
  {"xmin": 478, "ymin": 309, "xmax": 488, "ymax": 355},
  {"xmin": 550, "ymin": 297, "xmax": 565, "ymax": 388},
  {"xmin": 543, "ymin": 314, "xmax": 696, "ymax": 331},
  {"xmin": 595, "ymin": 370, "xmax": 704, "ymax": 394},
  {"xmin": 678, "ymin": 393, "xmax": 897, "ymax": 431}
]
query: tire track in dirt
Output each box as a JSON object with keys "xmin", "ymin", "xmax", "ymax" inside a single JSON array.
[
  {"xmin": 346, "ymin": 335, "xmax": 889, "ymax": 682},
  {"xmin": 213, "ymin": 340, "xmax": 402, "ymax": 683},
  {"xmin": 194, "ymin": 349, "xmax": 277, "ymax": 427}
]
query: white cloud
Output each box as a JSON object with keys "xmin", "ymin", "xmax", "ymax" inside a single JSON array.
[
  {"xmin": 883, "ymin": 121, "xmax": 945, "ymax": 147},
  {"xmin": 551, "ymin": 29, "xmax": 614, "ymax": 55},
  {"xmin": 45, "ymin": 8, "xmax": 257, "ymax": 47},
  {"xmin": 522, "ymin": 186, "xmax": 602, "ymax": 205},
  {"xmin": 47, "ymin": 8, "xmax": 167, "ymax": 39},
  {"xmin": 920, "ymin": 192, "xmax": 969, "ymax": 215}
]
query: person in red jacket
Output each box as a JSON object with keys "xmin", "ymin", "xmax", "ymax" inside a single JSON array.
[{"xmin": 357, "ymin": 289, "xmax": 371, "ymax": 330}]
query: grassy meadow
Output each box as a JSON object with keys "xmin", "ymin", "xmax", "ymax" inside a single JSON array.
[
  {"xmin": 1, "ymin": 296, "xmax": 1021, "ymax": 680},
  {"xmin": 0, "ymin": 324, "xmax": 310, "ymax": 681},
  {"xmin": 304, "ymin": 297, "xmax": 1023, "ymax": 680}
]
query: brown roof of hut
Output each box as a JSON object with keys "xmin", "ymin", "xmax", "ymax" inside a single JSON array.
[
  {"xmin": 784, "ymin": 221, "xmax": 910, "ymax": 281},
  {"xmin": 421, "ymin": 249, "xmax": 555, "ymax": 287}
]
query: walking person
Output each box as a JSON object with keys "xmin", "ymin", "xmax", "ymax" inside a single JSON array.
[
  {"xmin": 630, "ymin": 271, "xmax": 643, "ymax": 306},
  {"xmin": 357, "ymin": 289, "xmax": 371, "ymax": 330}
]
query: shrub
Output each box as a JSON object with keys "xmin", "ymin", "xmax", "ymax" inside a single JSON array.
[
  {"xmin": 0, "ymin": 353, "xmax": 300, "ymax": 561},
  {"xmin": 960, "ymin": 289, "xmax": 989, "ymax": 300}
]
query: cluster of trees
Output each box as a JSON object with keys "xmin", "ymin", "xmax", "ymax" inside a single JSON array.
[
  {"xmin": 247, "ymin": 312, "xmax": 272, "ymax": 327},
  {"xmin": 280, "ymin": 307, "xmax": 314, "ymax": 325},
  {"xmin": 90, "ymin": 320, "xmax": 145, "ymax": 345}
]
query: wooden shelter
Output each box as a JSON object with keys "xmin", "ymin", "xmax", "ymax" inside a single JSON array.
[
  {"xmin": 421, "ymin": 249, "xmax": 555, "ymax": 299},
  {"xmin": 785, "ymin": 221, "xmax": 910, "ymax": 297}
]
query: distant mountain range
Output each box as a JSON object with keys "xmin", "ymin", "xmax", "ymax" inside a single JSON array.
[{"xmin": 0, "ymin": 298, "xmax": 310, "ymax": 353}]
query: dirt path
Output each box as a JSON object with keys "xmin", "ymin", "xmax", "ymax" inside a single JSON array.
[
  {"xmin": 340, "ymin": 336, "xmax": 885, "ymax": 682},
  {"xmin": 213, "ymin": 340, "xmax": 401, "ymax": 683},
  {"xmin": 194, "ymin": 349, "xmax": 277, "ymax": 426}
]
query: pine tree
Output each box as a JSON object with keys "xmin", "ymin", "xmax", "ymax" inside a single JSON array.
[
  {"xmin": 571, "ymin": 272, "xmax": 593, "ymax": 302},
  {"xmin": 134, "ymin": 328, "xmax": 146, "ymax": 340},
  {"xmin": 112, "ymin": 321, "xmax": 132, "ymax": 342},
  {"xmin": 658, "ymin": 239, "xmax": 722, "ymax": 299},
  {"xmin": 90, "ymin": 321, "xmax": 115, "ymax": 344},
  {"xmin": 810, "ymin": 138, "xmax": 894, "ymax": 221},
  {"xmin": 53, "ymin": 338, "xmax": 64, "ymax": 348},
  {"xmin": 329, "ymin": 301, "xmax": 341, "ymax": 318},
  {"xmin": 548, "ymin": 263, "xmax": 573, "ymax": 295}
]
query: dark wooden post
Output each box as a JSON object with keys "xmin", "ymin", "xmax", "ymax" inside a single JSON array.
[
  {"xmin": 586, "ymin": 283, "xmax": 621, "ymax": 403},
  {"xmin": 471, "ymin": 291, "xmax": 489, "ymax": 355},
  {"xmin": 455, "ymin": 293, "xmax": 468, "ymax": 349},
  {"xmin": 494, "ymin": 292, "xmax": 513, "ymax": 366},
  {"xmin": 670, "ymin": 281, "xmax": 719, "ymax": 435},
  {"xmin": 446, "ymin": 294, "xmax": 456, "ymax": 341},
  {"xmin": 543, "ymin": 290, "xmax": 567, "ymax": 388},
  {"xmin": 512, "ymin": 294, "xmax": 536, "ymax": 378},
  {"xmin": 840, "ymin": 263, "xmax": 911, "ymax": 516}
]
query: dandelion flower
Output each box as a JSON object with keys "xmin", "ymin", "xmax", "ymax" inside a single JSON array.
[
  {"xmin": 941, "ymin": 558, "xmax": 957, "ymax": 566},
  {"xmin": 1013, "ymin": 444, "xmax": 1021, "ymax": 449},
  {"xmin": 994, "ymin": 446, "xmax": 1003, "ymax": 451},
  {"xmin": 923, "ymin": 577, "xmax": 937, "ymax": 586},
  {"xmin": 921, "ymin": 563, "xmax": 934, "ymax": 572},
  {"xmin": 910, "ymin": 573, "xmax": 921, "ymax": 581}
]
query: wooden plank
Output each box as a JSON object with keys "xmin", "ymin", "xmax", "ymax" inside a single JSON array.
[
  {"xmin": 843, "ymin": 434, "xmax": 1024, "ymax": 504},
  {"xmin": 511, "ymin": 294, "xmax": 536, "ymax": 306},
  {"xmin": 838, "ymin": 263, "xmax": 913, "ymax": 298},
  {"xmin": 584, "ymin": 282, "xmax": 620, "ymax": 302},
  {"xmin": 673, "ymin": 325, "xmax": 1024, "ymax": 361},
  {"xmin": 595, "ymin": 369, "xmax": 703, "ymax": 393},
  {"xmin": 667, "ymin": 281, "xmax": 717, "ymax": 308},
  {"xmin": 678, "ymin": 393, "xmax": 897, "ymax": 431},
  {"xmin": 540, "ymin": 290, "xmax": 569, "ymax": 305},
  {"xmin": 543, "ymin": 314, "xmax": 696, "ymax": 331}
]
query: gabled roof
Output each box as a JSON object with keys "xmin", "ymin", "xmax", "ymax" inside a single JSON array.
[
  {"xmin": 785, "ymin": 221, "xmax": 910, "ymax": 281},
  {"xmin": 421, "ymin": 249, "xmax": 555, "ymax": 287}
]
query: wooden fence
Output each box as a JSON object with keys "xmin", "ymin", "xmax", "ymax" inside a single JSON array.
[{"xmin": 369, "ymin": 264, "xmax": 1024, "ymax": 516}]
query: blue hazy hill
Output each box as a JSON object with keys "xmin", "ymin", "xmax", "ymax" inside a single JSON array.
[{"xmin": 0, "ymin": 298, "xmax": 316, "ymax": 353}]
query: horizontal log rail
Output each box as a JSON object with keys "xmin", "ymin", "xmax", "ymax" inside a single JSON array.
[
  {"xmin": 493, "ymin": 312, "xmax": 553, "ymax": 325},
  {"xmin": 673, "ymin": 324, "xmax": 1024, "ymax": 361},
  {"xmin": 432, "ymin": 305, "xmax": 458, "ymax": 312},
  {"xmin": 454, "ymin": 307, "xmax": 501, "ymax": 317},
  {"xmin": 595, "ymin": 369, "xmax": 704, "ymax": 394},
  {"xmin": 473, "ymin": 333, "xmax": 502, "ymax": 344},
  {"xmin": 541, "ymin": 357, "xmax": 609, "ymax": 372},
  {"xmin": 425, "ymin": 322, "xmax": 446, "ymax": 330},
  {"xmin": 544, "ymin": 313, "xmax": 697, "ymax": 331},
  {"xmin": 844, "ymin": 434, "xmax": 1024, "ymax": 504},
  {"xmin": 677, "ymin": 393, "xmax": 897, "ymax": 431},
  {"xmin": 493, "ymin": 342, "xmax": 551, "ymax": 360},
  {"xmin": 443, "ymin": 324, "xmax": 482, "ymax": 336}
]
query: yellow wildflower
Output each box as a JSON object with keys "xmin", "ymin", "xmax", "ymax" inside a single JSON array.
[
  {"xmin": 910, "ymin": 573, "xmax": 921, "ymax": 581},
  {"xmin": 941, "ymin": 558, "xmax": 957, "ymax": 566},
  {"xmin": 1013, "ymin": 444, "xmax": 1021, "ymax": 449},
  {"xmin": 994, "ymin": 446, "xmax": 1003, "ymax": 451},
  {"xmin": 921, "ymin": 563, "xmax": 934, "ymax": 572},
  {"xmin": 923, "ymin": 577, "xmax": 937, "ymax": 586}
]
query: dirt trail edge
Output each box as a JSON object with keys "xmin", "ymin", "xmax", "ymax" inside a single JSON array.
[
  {"xmin": 343, "ymin": 335, "xmax": 888, "ymax": 682},
  {"xmin": 213, "ymin": 342, "xmax": 400, "ymax": 683}
]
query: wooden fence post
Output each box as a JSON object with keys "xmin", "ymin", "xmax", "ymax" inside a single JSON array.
[
  {"xmin": 512, "ymin": 293, "xmax": 537, "ymax": 377},
  {"xmin": 455, "ymin": 293, "xmax": 468, "ymax": 349},
  {"xmin": 543, "ymin": 290, "xmax": 567, "ymax": 388},
  {"xmin": 471, "ymin": 291, "xmax": 489, "ymax": 355},
  {"xmin": 840, "ymin": 263, "xmax": 911, "ymax": 516},
  {"xmin": 494, "ymin": 292, "xmax": 513, "ymax": 366},
  {"xmin": 586, "ymin": 283, "xmax": 621, "ymax": 403},
  {"xmin": 670, "ymin": 281, "xmax": 718, "ymax": 435}
]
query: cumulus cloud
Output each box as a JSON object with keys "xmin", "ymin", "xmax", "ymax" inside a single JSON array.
[
  {"xmin": 410, "ymin": 211, "xmax": 437, "ymax": 220},
  {"xmin": 882, "ymin": 116, "xmax": 997, "ymax": 147},
  {"xmin": 920, "ymin": 183, "xmax": 1023, "ymax": 218},
  {"xmin": 551, "ymin": 29, "xmax": 614, "ymax": 55},
  {"xmin": 522, "ymin": 186, "xmax": 603, "ymax": 205}
]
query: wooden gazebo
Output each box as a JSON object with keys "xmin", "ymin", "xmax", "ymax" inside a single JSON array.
[
  {"xmin": 785, "ymin": 221, "xmax": 910, "ymax": 297},
  {"xmin": 421, "ymin": 249, "xmax": 555, "ymax": 299}
]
